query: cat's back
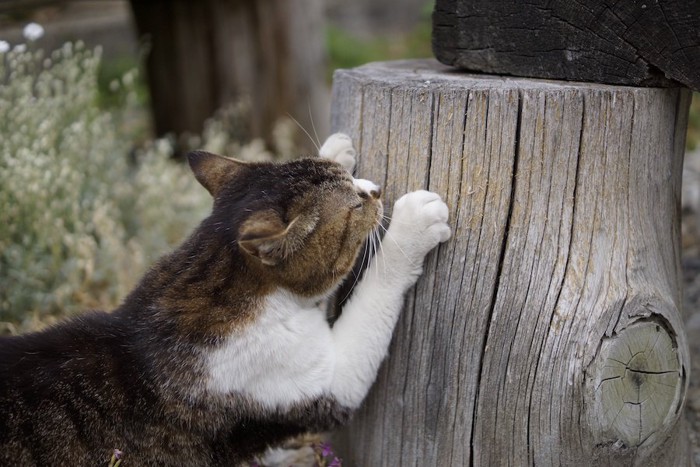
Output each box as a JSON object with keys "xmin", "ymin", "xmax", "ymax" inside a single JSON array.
[{"xmin": 0, "ymin": 310, "xmax": 130, "ymax": 390}]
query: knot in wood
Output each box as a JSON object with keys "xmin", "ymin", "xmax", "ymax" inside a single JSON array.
[{"xmin": 591, "ymin": 318, "xmax": 685, "ymax": 448}]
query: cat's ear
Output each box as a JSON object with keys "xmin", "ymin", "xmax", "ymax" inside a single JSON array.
[
  {"xmin": 187, "ymin": 151, "xmax": 245, "ymax": 197},
  {"xmin": 238, "ymin": 210, "xmax": 318, "ymax": 266}
]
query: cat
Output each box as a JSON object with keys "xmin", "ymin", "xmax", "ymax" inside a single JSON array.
[{"xmin": 0, "ymin": 133, "xmax": 451, "ymax": 466}]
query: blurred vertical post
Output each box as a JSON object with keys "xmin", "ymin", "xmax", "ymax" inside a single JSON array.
[{"xmin": 129, "ymin": 0, "xmax": 327, "ymax": 154}]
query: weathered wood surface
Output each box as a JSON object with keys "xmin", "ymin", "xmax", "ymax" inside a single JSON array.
[
  {"xmin": 433, "ymin": 0, "xmax": 700, "ymax": 92},
  {"xmin": 331, "ymin": 59, "xmax": 692, "ymax": 465},
  {"xmin": 129, "ymin": 0, "xmax": 327, "ymax": 153}
]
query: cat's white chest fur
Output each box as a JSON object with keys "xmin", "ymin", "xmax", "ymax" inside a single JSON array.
[{"xmin": 206, "ymin": 289, "xmax": 334, "ymax": 408}]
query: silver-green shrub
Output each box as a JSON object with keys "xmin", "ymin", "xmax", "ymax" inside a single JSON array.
[{"xmin": 0, "ymin": 43, "xmax": 224, "ymax": 330}]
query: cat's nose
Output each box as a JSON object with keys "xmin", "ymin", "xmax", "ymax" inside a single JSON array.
[{"xmin": 354, "ymin": 178, "xmax": 381, "ymax": 200}]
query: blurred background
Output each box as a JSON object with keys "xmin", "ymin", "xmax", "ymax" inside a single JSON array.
[
  {"xmin": 0, "ymin": 0, "xmax": 434, "ymax": 330},
  {"xmin": 0, "ymin": 0, "xmax": 700, "ymax": 462},
  {"xmin": 0, "ymin": 0, "xmax": 434, "ymax": 155}
]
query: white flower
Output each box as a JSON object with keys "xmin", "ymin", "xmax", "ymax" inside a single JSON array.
[
  {"xmin": 23, "ymin": 22, "xmax": 44, "ymax": 41},
  {"xmin": 14, "ymin": 44, "xmax": 27, "ymax": 53},
  {"xmin": 0, "ymin": 40, "xmax": 9, "ymax": 53}
]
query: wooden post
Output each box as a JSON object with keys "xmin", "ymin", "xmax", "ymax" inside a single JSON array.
[{"xmin": 330, "ymin": 59, "xmax": 692, "ymax": 465}]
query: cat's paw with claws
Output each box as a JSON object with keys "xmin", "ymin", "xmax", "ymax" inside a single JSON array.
[
  {"xmin": 319, "ymin": 133, "xmax": 356, "ymax": 173},
  {"xmin": 386, "ymin": 190, "xmax": 451, "ymax": 273}
]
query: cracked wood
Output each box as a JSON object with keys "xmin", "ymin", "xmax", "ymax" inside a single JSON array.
[
  {"xmin": 432, "ymin": 0, "xmax": 700, "ymax": 91},
  {"xmin": 330, "ymin": 59, "xmax": 691, "ymax": 466}
]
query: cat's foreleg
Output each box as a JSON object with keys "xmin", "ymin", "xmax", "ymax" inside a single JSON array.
[{"xmin": 329, "ymin": 190, "xmax": 451, "ymax": 408}]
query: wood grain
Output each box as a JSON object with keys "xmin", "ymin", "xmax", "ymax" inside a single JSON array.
[
  {"xmin": 432, "ymin": 0, "xmax": 700, "ymax": 91},
  {"xmin": 331, "ymin": 59, "xmax": 691, "ymax": 465}
]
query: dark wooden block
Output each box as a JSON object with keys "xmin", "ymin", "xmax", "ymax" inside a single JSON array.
[{"xmin": 433, "ymin": 0, "xmax": 700, "ymax": 91}]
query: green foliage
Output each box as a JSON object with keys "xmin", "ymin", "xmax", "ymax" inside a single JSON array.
[
  {"xmin": 96, "ymin": 54, "xmax": 148, "ymax": 110},
  {"xmin": 326, "ymin": 3, "xmax": 433, "ymax": 80},
  {"xmin": 0, "ymin": 42, "xmax": 212, "ymax": 330}
]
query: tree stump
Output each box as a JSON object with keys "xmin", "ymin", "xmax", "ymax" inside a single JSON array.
[{"xmin": 330, "ymin": 59, "xmax": 692, "ymax": 465}]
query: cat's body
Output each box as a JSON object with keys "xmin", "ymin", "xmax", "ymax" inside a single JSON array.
[{"xmin": 0, "ymin": 134, "xmax": 450, "ymax": 465}]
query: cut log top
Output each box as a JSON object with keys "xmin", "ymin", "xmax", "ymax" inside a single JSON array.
[
  {"xmin": 433, "ymin": 0, "xmax": 700, "ymax": 91},
  {"xmin": 335, "ymin": 59, "xmax": 690, "ymax": 94},
  {"xmin": 589, "ymin": 316, "xmax": 684, "ymax": 448}
]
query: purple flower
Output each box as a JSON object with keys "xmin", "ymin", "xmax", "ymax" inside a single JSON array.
[
  {"xmin": 113, "ymin": 449, "xmax": 123, "ymax": 460},
  {"xmin": 329, "ymin": 457, "xmax": 342, "ymax": 467},
  {"xmin": 319, "ymin": 442, "xmax": 333, "ymax": 457}
]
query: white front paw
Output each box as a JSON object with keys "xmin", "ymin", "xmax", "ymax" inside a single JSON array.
[
  {"xmin": 386, "ymin": 190, "xmax": 451, "ymax": 265},
  {"xmin": 319, "ymin": 133, "xmax": 356, "ymax": 173}
]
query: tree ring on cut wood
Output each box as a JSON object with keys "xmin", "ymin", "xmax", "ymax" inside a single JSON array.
[{"xmin": 589, "ymin": 313, "xmax": 686, "ymax": 450}]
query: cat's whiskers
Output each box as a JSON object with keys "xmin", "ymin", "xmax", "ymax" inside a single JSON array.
[
  {"xmin": 307, "ymin": 103, "xmax": 322, "ymax": 150},
  {"xmin": 339, "ymin": 233, "xmax": 370, "ymax": 304},
  {"xmin": 367, "ymin": 229, "xmax": 375, "ymax": 280},
  {"xmin": 287, "ymin": 113, "xmax": 320, "ymax": 152},
  {"xmin": 371, "ymin": 228, "xmax": 381, "ymax": 280},
  {"xmin": 378, "ymin": 223, "xmax": 418, "ymax": 268},
  {"xmin": 383, "ymin": 215, "xmax": 392, "ymax": 230},
  {"xmin": 355, "ymin": 239, "xmax": 368, "ymax": 280},
  {"xmin": 375, "ymin": 228, "xmax": 387, "ymax": 277},
  {"xmin": 353, "ymin": 236, "xmax": 369, "ymax": 284}
]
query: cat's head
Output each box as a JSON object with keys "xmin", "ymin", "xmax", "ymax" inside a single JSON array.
[{"xmin": 188, "ymin": 151, "xmax": 382, "ymax": 297}]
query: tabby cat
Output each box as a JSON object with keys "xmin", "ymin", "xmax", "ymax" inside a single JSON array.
[{"xmin": 0, "ymin": 134, "xmax": 450, "ymax": 465}]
